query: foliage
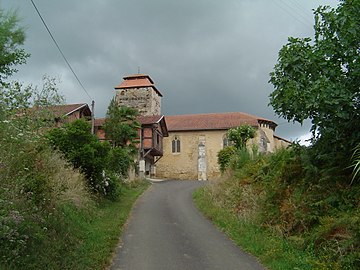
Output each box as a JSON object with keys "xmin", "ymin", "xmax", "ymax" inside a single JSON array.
[
  {"xmin": 231, "ymin": 147, "xmax": 254, "ymax": 171},
  {"xmin": 103, "ymin": 98, "xmax": 140, "ymax": 150},
  {"xmin": 194, "ymin": 188, "xmax": 315, "ymax": 270},
  {"xmin": 351, "ymin": 143, "xmax": 360, "ymax": 183},
  {"xmin": 0, "ymin": 75, "xmax": 65, "ymax": 135},
  {"xmin": 0, "ymin": 7, "xmax": 29, "ymax": 84},
  {"xmin": 0, "ymin": 168, "xmax": 148, "ymax": 269},
  {"xmin": 227, "ymin": 124, "xmax": 256, "ymax": 150},
  {"xmin": 269, "ymin": 0, "xmax": 360, "ymax": 173},
  {"xmin": 198, "ymin": 145, "xmax": 360, "ymax": 269},
  {"xmin": 46, "ymin": 119, "xmax": 113, "ymax": 195},
  {"xmin": 217, "ymin": 146, "xmax": 236, "ymax": 173},
  {"xmin": 107, "ymin": 146, "xmax": 133, "ymax": 177},
  {"xmin": 0, "ymin": 101, "xmax": 91, "ymax": 268},
  {"xmin": 102, "ymin": 98, "xmax": 140, "ymax": 184},
  {"xmin": 217, "ymin": 125, "xmax": 256, "ymax": 173}
]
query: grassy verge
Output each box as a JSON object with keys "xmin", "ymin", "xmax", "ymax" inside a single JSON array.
[
  {"xmin": 68, "ymin": 181, "xmax": 150, "ymax": 270},
  {"xmin": 4, "ymin": 181, "xmax": 150, "ymax": 270},
  {"xmin": 193, "ymin": 187, "xmax": 317, "ymax": 270}
]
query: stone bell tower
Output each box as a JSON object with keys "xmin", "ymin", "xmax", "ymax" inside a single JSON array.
[{"xmin": 114, "ymin": 74, "xmax": 162, "ymax": 116}]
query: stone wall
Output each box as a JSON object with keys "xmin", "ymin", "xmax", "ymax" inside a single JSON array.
[
  {"xmin": 156, "ymin": 130, "xmax": 226, "ymax": 180},
  {"xmin": 115, "ymin": 87, "xmax": 161, "ymax": 116},
  {"xmin": 156, "ymin": 126, "xmax": 288, "ymax": 180}
]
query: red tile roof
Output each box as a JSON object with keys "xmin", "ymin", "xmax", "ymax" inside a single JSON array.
[
  {"xmin": 31, "ymin": 103, "xmax": 91, "ymax": 117},
  {"xmin": 138, "ymin": 115, "xmax": 164, "ymax": 125},
  {"xmin": 165, "ymin": 112, "xmax": 277, "ymax": 131},
  {"xmin": 94, "ymin": 118, "xmax": 106, "ymax": 127},
  {"xmin": 114, "ymin": 74, "xmax": 163, "ymax": 97},
  {"xmin": 95, "ymin": 115, "xmax": 164, "ymax": 127}
]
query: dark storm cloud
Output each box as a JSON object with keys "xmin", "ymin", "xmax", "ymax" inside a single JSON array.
[{"xmin": 2, "ymin": 0, "xmax": 338, "ymax": 141}]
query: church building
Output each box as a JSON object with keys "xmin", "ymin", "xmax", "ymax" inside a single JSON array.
[{"xmin": 96, "ymin": 74, "xmax": 290, "ymax": 180}]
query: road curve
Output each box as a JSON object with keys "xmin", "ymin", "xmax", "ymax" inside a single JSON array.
[{"xmin": 109, "ymin": 180, "xmax": 265, "ymax": 270}]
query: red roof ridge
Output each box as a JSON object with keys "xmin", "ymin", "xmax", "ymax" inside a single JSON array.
[
  {"xmin": 35, "ymin": 103, "xmax": 90, "ymax": 117},
  {"xmin": 165, "ymin": 112, "xmax": 277, "ymax": 131},
  {"xmin": 95, "ymin": 115, "xmax": 165, "ymax": 126},
  {"xmin": 166, "ymin": 111, "xmax": 274, "ymax": 122},
  {"xmin": 123, "ymin": 74, "xmax": 154, "ymax": 84},
  {"xmin": 114, "ymin": 74, "xmax": 162, "ymax": 97}
]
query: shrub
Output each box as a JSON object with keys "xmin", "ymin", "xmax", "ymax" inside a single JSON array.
[
  {"xmin": 107, "ymin": 147, "xmax": 133, "ymax": 177},
  {"xmin": 351, "ymin": 143, "xmax": 360, "ymax": 184},
  {"xmin": 46, "ymin": 119, "xmax": 112, "ymax": 195},
  {"xmin": 0, "ymin": 117, "xmax": 91, "ymax": 267},
  {"xmin": 102, "ymin": 171, "xmax": 123, "ymax": 201},
  {"xmin": 206, "ymin": 144, "xmax": 360, "ymax": 268},
  {"xmin": 217, "ymin": 146, "xmax": 236, "ymax": 173},
  {"xmin": 227, "ymin": 124, "xmax": 256, "ymax": 150}
]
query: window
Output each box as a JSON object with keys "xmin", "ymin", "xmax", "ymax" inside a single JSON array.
[{"xmin": 172, "ymin": 136, "xmax": 181, "ymax": 153}]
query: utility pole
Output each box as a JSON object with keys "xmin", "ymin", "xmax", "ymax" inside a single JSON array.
[{"xmin": 91, "ymin": 100, "xmax": 95, "ymax": 134}]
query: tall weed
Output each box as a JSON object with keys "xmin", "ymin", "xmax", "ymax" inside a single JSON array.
[
  {"xmin": 0, "ymin": 87, "xmax": 92, "ymax": 267},
  {"xmin": 206, "ymin": 144, "xmax": 360, "ymax": 269}
]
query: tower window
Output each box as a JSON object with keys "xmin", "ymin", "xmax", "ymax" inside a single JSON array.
[{"xmin": 172, "ymin": 136, "xmax": 181, "ymax": 153}]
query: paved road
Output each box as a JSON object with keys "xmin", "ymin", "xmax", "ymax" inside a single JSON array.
[{"xmin": 109, "ymin": 180, "xmax": 265, "ymax": 270}]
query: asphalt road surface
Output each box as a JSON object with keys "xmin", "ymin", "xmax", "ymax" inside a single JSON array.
[{"xmin": 109, "ymin": 180, "xmax": 265, "ymax": 270}]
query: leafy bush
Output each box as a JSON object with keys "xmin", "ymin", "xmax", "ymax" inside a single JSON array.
[
  {"xmin": 102, "ymin": 171, "xmax": 123, "ymax": 201},
  {"xmin": 107, "ymin": 147, "xmax": 133, "ymax": 177},
  {"xmin": 206, "ymin": 144, "xmax": 360, "ymax": 269},
  {"xmin": 217, "ymin": 146, "xmax": 236, "ymax": 173},
  {"xmin": 103, "ymin": 98, "xmax": 140, "ymax": 151},
  {"xmin": 46, "ymin": 119, "xmax": 113, "ymax": 195},
  {"xmin": 0, "ymin": 115, "xmax": 91, "ymax": 267},
  {"xmin": 217, "ymin": 125, "xmax": 257, "ymax": 173},
  {"xmin": 351, "ymin": 143, "xmax": 360, "ymax": 184},
  {"xmin": 231, "ymin": 147, "xmax": 253, "ymax": 171},
  {"xmin": 227, "ymin": 124, "xmax": 256, "ymax": 150}
]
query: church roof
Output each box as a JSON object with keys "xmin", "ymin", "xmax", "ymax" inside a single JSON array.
[
  {"xmin": 114, "ymin": 74, "xmax": 163, "ymax": 97},
  {"xmin": 165, "ymin": 112, "xmax": 277, "ymax": 131},
  {"xmin": 94, "ymin": 115, "xmax": 164, "ymax": 127}
]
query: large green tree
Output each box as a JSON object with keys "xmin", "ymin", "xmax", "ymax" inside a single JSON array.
[
  {"xmin": 103, "ymin": 98, "xmax": 140, "ymax": 150},
  {"xmin": 269, "ymin": 0, "xmax": 360, "ymax": 169},
  {"xmin": 0, "ymin": 7, "xmax": 29, "ymax": 84},
  {"xmin": 103, "ymin": 99, "xmax": 140, "ymax": 177}
]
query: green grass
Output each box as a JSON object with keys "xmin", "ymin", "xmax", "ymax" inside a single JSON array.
[
  {"xmin": 67, "ymin": 182, "xmax": 150, "ymax": 270},
  {"xmin": 3, "ymin": 181, "xmax": 150, "ymax": 270},
  {"xmin": 193, "ymin": 187, "xmax": 317, "ymax": 270}
]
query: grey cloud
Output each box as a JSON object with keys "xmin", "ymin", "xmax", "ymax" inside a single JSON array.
[{"xmin": 2, "ymin": 0, "xmax": 338, "ymax": 141}]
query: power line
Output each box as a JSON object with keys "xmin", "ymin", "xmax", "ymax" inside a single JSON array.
[
  {"xmin": 30, "ymin": 0, "xmax": 93, "ymax": 101},
  {"xmin": 279, "ymin": 0, "xmax": 313, "ymax": 26},
  {"xmin": 273, "ymin": 0, "xmax": 313, "ymax": 29},
  {"xmin": 289, "ymin": 0, "xmax": 315, "ymax": 20}
]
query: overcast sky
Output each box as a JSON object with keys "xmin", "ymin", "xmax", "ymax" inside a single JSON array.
[{"xmin": 2, "ymin": 0, "xmax": 339, "ymax": 142}]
